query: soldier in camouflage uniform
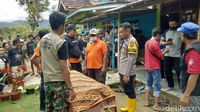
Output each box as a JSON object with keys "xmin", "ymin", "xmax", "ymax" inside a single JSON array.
[
  {"xmin": 40, "ymin": 12, "xmax": 75, "ymax": 112},
  {"xmin": 119, "ymin": 22, "xmax": 138, "ymax": 112}
]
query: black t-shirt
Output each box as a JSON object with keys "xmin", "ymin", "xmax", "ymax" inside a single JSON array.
[
  {"xmin": 8, "ymin": 47, "xmax": 23, "ymax": 66},
  {"xmin": 78, "ymin": 39, "xmax": 87, "ymax": 52},
  {"xmin": 64, "ymin": 35, "xmax": 81, "ymax": 58},
  {"xmin": 27, "ymin": 41, "xmax": 35, "ymax": 56},
  {"xmin": 58, "ymin": 41, "xmax": 68, "ymax": 60}
]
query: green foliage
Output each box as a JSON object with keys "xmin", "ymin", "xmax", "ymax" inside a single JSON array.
[
  {"xmin": 16, "ymin": 0, "xmax": 50, "ymax": 31},
  {"xmin": 0, "ymin": 24, "xmax": 32, "ymax": 39}
]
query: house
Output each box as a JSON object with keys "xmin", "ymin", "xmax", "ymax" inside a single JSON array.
[{"xmin": 57, "ymin": 0, "xmax": 200, "ymax": 69}]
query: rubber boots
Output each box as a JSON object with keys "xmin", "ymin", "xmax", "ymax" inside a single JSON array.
[
  {"xmin": 128, "ymin": 98, "xmax": 136, "ymax": 112},
  {"xmin": 120, "ymin": 106, "xmax": 129, "ymax": 111},
  {"xmin": 120, "ymin": 98, "xmax": 136, "ymax": 112}
]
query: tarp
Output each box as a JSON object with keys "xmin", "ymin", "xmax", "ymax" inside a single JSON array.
[{"xmin": 69, "ymin": 71, "xmax": 116, "ymax": 112}]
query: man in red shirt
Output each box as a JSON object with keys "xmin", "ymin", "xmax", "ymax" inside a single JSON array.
[
  {"xmin": 177, "ymin": 22, "xmax": 200, "ymax": 110},
  {"xmin": 144, "ymin": 28, "xmax": 168, "ymax": 111}
]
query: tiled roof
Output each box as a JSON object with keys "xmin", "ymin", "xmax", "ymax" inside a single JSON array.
[
  {"xmin": 60, "ymin": 0, "xmax": 131, "ymax": 9},
  {"xmin": 61, "ymin": 0, "xmax": 92, "ymax": 9}
]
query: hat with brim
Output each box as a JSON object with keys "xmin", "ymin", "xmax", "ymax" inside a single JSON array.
[
  {"xmin": 66, "ymin": 24, "xmax": 78, "ymax": 31},
  {"xmin": 177, "ymin": 22, "xmax": 200, "ymax": 35},
  {"xmin": 90, "ymin": 28, "xmax": 98, "ymax": 35},
  {"xmin": 82, "ymin": 31, "xmax": 89, "ymax": 36},
  {"xmin": 20, "ymin": 39, "xmax": 24, "ymax": 43}
]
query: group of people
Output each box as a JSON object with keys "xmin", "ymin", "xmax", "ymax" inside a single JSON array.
[
  {"xmin": 144, "ymin": 21, "xmax": 200, "ymax": 112},
  {"xmin": 40, "ymin": 12, "xmax": 110, "ymax": 112},
  {"xmin": 0, "ymin": 30, "xmax": 49, "ymax": 110},
  {"xmin": 0, "ymin": 33, "xmax": 45, "ymax": 77},
  {"xmin": 25, "ymin": 13, "xmax": 200, "ymax": 112},
  {"xmin": 1, "ymin": 10, "xmax": 199, "ymax": 112}
]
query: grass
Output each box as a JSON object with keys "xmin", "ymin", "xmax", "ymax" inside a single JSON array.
[{"xmin": 0, "ymin": 91, "xmax": 41, "ymax": 112}]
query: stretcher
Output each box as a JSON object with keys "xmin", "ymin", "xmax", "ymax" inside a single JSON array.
[{"xmin": 69, "ymin": 71, "xmax": 117, "ymax": 112}]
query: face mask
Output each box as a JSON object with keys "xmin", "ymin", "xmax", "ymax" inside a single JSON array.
[{"xmin": 90, "ymin": 36, "xmax": 98, "ymax": 42}]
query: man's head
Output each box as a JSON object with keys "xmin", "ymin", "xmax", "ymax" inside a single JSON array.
[
  {"xmin": 97, "ymin": 29, "xmax": 104, "ymax": 39},
  {"xmin": 0, "ymin": 47, "xmax": 5, "ymax": 55},
  {"xmin": 0, "ymin": 36, "xmax": 3, "ymax": 41},
  {"xmin": 177, "ymin": 22, "xmax": 200, "ymax": 43},
  {"xmin": 169, "ymin": 18, "xmax": 178, "ymax": 30},
  {"xmin": 89, "ymin": 28, "xmax": 99, "ymax": 42},
  {"xmin": 28, "ymin": 34, "xmax": 33, "ymax": 41},
  {"xmin": 17, "ymin": 35, "xmax": 20, "ymax": 38},
  {"xmin": 2, "ymin": 42, "xmax": 8, "ymax": 49},
  {"xmin": 82, "ymin": 31, "xmax": 89, "ymax": 40},
  {"xmin": 13, "ymin": 38, "xmax": 21, "ymax": 47},
  {"xmin": 152, "ymin": 28, "xmax": 162, "ymax": 41},
  {"xmin": 66, "ymin": 24, "xmax": 78, "ymax": 37},
  {"xmin": 49, "ymin": 12, "xmax": 66, "ymax": 35},
  {"xmin": 120, "ymin": 22, "xmax": 131, "ymax": 39},
  {"xmin": 38, "ymin": 30, "xmax": 49, "ymax": 40},
  {"xmin": 19, "ymin": 39, "xmax": 24, "ymax": 47},
  {"xmin": 8, "ymin": 36, "xmax": 11, "ymax": 40}
]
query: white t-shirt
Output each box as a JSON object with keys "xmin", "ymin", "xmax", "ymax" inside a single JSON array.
[
  {"xmin": 165, "ymin": 30, "xmax": 181, "ymax": 57},
  {"xmin": 0, "ymin": 58, "xmax": 5, "ymax": 70}
]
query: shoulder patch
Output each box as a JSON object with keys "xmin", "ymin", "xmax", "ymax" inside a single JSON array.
[{"xmin": 128, "ymin": 40, "xmax": 137, "ymax": 54}]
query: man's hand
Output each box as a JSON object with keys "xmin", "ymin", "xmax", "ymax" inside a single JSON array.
[
  {"xmin": 101, "ymin": 67, "xmax": 106, "ymax": 75},
  {"xmin": 68, "ymin": 63, "xmax": 71, "ymax": 70},
  {"xmin": 164, "ymin": 48, "xmax": 169, "ymax": 53},
  {"xmin": 83, "ymin": 66, "xmax": 87, "ymax": 75},
  {"xmin": 180, "ymin": 95, "xmax": 190, "ymax": 107},
  {"xmin": 69, "ymin": 89, "xmax": 76, "ymax": 100},
  {"xmin": 162, "ymin": 48, "xmax": 169, "ymax": 55},
  {"xmin": 123, "ymin": 75, "xmax": 130, "ymax": 84}
]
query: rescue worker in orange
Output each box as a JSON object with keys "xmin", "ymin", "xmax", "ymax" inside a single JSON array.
[{"xmin": 84, "ymin": 28, "xmax": 108, "ymax": 84}]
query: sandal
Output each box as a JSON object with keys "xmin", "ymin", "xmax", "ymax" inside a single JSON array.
[
  {"xmin": 153, "ymin": 106, "xmax": 161, "ymax": 112},
  {"xmin": 144, "ymin": 103, "xmax": 151, "ymax": 107}
]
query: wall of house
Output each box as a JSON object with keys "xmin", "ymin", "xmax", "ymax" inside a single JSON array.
[{"xmin": 121, "ymin": 11, "xmax": 157, "ymax": 39}]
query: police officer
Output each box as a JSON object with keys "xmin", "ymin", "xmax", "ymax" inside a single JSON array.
[
  {"xmin": 119, "ymin": 22, "xmax": 138, "ymax": 112},
  {"xmin": 177, "ymin": 22, "xmax": 200, "ymax": 111},
  {"xmin": 64, "ymin": 24, "xmax": 82, "ymax": 72}
]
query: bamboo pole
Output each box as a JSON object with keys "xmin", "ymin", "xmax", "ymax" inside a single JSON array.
[{"xmin": 117, "ymin": 12, "xmax": 121, "ymax": 71}]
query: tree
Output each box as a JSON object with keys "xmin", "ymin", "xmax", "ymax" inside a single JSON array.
[
  {"xmin": 0, "ymin": 24, "xmax": 32, "ymax": 39},
  {"xmin": 16, "ymin": 0, "xmax": 50, "ymax": 31}
]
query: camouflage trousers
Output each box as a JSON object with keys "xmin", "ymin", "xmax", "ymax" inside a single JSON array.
[{"xmin": 45, "ymin": 82, "xmax": 70, "ymax": 112}]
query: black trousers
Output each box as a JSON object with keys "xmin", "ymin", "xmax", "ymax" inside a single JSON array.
[
  {"xmin": 119, "ymin": 73, "xmax": 136, "ymax": 99},
  {"xmin": 164, "ymin": 56, "xmax": 180, "ymax": 88},
  {"xmin": 87, "ymin": 69, "xmax": 106, "ymax": 84},
  {"xmin": 161, "ymin": 60, "xmax": 165, "ymax": 79},
  {"xmin": 40, "ymin": 72, "xmax": 45, "ymax": 110},
  {"xmin": 71, "ymin": 62, "xmax": 82, "ymax": 73}
]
